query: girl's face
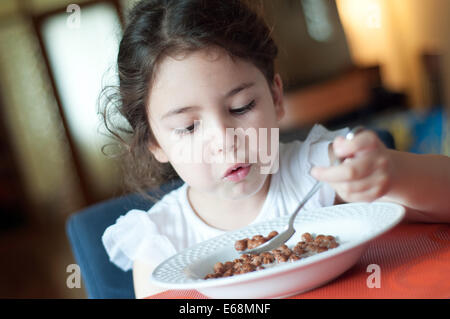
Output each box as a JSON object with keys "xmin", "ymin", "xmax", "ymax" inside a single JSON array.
[{"xmin": 147, "ymin": 47, "xmax": 284, "ymax": 200}]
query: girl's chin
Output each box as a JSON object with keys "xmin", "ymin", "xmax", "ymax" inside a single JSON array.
[{"xmin": 220, "ymin": 171, "xmax": 269, "ymax": 200}]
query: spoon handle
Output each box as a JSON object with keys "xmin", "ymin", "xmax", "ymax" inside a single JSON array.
[{"xmin": 287, "ymin": 180, "xmax": 322, "ymax": 229}]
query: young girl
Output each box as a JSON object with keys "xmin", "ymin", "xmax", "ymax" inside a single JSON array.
[{"xmin": 101, "ymin": 0, "xmax": 450, "ymax": 298}]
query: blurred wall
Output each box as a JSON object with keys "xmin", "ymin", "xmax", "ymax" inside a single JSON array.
[
  {"xmin": 0, "ymin": 0, "xmax": 124, "ymax": 225},
  {"xmin": 261, "ymin": 0, "xmax": 354, "ymax": 91},
  {"xmin": 0, "ymin": 0, "xmax": 449, "ymax": 227},
  {"xmin": 0, "ymin": 0, "xmax": 355, "ymax": 226},
  {"xmin": 336, "ymin": 0, "xmax": 450, "ymax": 110}
]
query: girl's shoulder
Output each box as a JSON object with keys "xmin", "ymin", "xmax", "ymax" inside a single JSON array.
[
  {"xmin": 143, "ymin": 182, "xmax": 192, "ymax": 233},
  {"xmin": 147, "ymin": 182, "xmax": 188, "ymax": 216},
  {"xmin": 109, "ymin": 182, "xmax": 188, "ymax": 227}
]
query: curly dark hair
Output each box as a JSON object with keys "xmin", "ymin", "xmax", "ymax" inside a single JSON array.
[{"xmin": 100, "ymin": 0, "xmax": 278, "ymax": 202}]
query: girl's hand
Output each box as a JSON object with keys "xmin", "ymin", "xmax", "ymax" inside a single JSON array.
[{"xmin": 310, "ymin": 130, "xmax": 394, "ymax": 203}]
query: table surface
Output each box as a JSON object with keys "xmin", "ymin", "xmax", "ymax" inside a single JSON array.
[{"xmin": 146, "ymin": 223, "xmax": 450, "ymax": 299}]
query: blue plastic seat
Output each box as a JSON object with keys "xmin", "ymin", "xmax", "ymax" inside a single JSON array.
[{"xmin": 65, "ymin": 178, "xmax": 184, "ymax": 298}]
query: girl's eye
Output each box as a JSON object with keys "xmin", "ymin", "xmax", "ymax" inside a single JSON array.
[
  {"xmin": 174, "ymin": 122, "xmax": 197, "ymax": 136},
  {"xmin": 173, "ymin": 100, "xmax": 255, "ymax": 136},
  {"xmin": 230, "ymin": 100, "xmax": 256, "ymax": 115}
]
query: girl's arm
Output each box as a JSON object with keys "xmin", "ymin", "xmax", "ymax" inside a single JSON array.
[
  {"xmin": 132, "ymin": 260, "xmax": 168, "ymax": 299},
  {"xmin": 377, "ymin": 150, "xmax": 450, "ymax": 223}
]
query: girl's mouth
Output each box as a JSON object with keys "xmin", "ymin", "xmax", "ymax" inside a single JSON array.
[{"xmin": 223, "ymin": 163, "xmax": 252, "ymax": 182}]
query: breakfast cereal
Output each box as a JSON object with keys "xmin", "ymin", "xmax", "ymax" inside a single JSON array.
[{"xmin": 204, "ymin": 232, "xmax": 339, "ymax": 279}]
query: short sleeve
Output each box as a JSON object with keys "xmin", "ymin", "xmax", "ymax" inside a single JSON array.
[
  {"xmin": 101, "ymin": 209, "xmax": 177, "ymax": 272},
  {"xmin": 299, "ymin": 124, "xmax": 349, "ymax": 207}
]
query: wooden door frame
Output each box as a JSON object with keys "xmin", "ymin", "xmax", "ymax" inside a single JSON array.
[{"xmin": 26, "ymin": 0, "xmax": 125, "ymax": 205}]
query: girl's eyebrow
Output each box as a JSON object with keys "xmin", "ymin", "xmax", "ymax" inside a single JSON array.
[
  {"xmin": 160, "ymin": 82, "xmax": 255, "ymax": 120},
  {"xmin": 161, "ymin": 106, "xmax": 198, "ymax": 120},
  {"xmin": 225, "ymin": 82, "xmax": 254, "ymax": 98}
]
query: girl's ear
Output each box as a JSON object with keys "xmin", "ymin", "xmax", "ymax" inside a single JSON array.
[
  {"xmin": 272, "ymin": 73, "xmax": 285, "ymax": 122},
  {"xmin": 148, "ymin": 143, "xmax": 169, "ymax": 163}
]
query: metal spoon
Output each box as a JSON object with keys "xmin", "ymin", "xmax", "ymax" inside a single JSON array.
[{"xmin": 239, "ymin": 126, "xmax": 365, "ymax": 255}]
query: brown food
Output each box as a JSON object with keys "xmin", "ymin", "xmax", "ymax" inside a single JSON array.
[
  {"xmin": 234, "ymin": 239, "xmax": 247, "ymax": 251},
  {"xmin": 234, "ymin": 231, "xmax": 281, "ymax": 252},
  {"xmin": 204, "ymin": 231, "xmax": 340, "ymax": 279}
]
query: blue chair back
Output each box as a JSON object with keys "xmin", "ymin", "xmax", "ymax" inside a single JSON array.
[{"xmin": 65, "ymin": 178, "xmax": 184, "ymax": 298}]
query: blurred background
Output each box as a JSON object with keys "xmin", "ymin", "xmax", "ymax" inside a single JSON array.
[{"xmin": 0, "ymin": 0, "xmax": 448, "ymax": 298}]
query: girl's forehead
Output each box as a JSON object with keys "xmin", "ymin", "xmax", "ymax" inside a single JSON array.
[
  {"xmin": 152, "ymin": 48, "xmax": 257, "ymax": 90},
  {"xmin": 148, "ymin": 48, "xmax": 264, "ymax": 112}
]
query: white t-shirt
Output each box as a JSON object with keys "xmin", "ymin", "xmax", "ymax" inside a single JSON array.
[{"xmin": 102, "ymin": 124, "xmax": 348, "ymax": 272}]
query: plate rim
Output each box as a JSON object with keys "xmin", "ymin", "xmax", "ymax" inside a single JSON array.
[{"xmin": 150, "ymin": 202, "xmax": 405, "ymax": 290}]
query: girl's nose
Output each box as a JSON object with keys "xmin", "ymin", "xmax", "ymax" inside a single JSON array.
[{"xmin": 207, "ymin": 121, "xmax": 238, "ymax": 158}]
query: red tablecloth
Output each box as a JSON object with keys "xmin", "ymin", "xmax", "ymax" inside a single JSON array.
[{"xmin": 146, "ymin": 223, "xmax": 450, "ymax": 299}]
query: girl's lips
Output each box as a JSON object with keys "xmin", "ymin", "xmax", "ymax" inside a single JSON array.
[{"xmin": 223, "ymin": 164, "xmax": 252, "ymax": 182}]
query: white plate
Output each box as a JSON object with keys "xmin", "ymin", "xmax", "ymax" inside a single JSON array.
[{"xmin": 151, "ymin": 202, "xmax": 405, "ymax": 299}]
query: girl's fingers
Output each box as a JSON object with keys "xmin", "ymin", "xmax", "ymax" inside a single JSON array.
[
  {"xmin": 330, "ymin": 172, "xmax": 391, "ymax": 202},
  {"xmin": 311, "ymin": 155, "xmax": 375, "ymax": 183},
  {"xmin": 333, "ymin": 130, "xmax": 381, "ymax": 158}
]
